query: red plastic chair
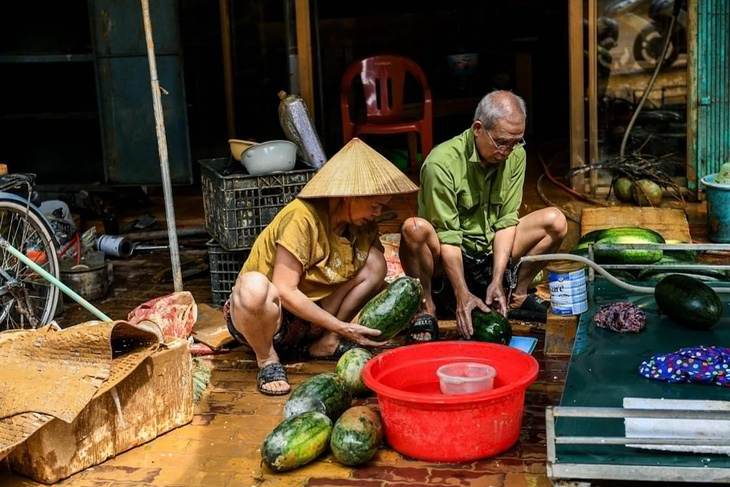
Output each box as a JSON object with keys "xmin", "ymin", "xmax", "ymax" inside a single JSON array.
[{"xmin": 341, "ymin": 55, "xmax": 433, "ymax": 167}]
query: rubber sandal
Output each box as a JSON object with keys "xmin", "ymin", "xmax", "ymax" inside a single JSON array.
[
  {"xmin": 256, "ymin": 362, "xmax": 290, "ymax": 396},
  {"xmin": 507, "ymin": 293, "xmax": 550, "ymax": 323},
  {"xmin": 405, "ymin": 313, "xmax": 440, "ymax": 344},
  {"xmin": 516, "ymin": 293, "xmax": 550, "ymax": 313}
]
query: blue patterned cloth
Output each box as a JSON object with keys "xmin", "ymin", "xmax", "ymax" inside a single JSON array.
[{"xmin": 638, "ymin": 346, "xmax": 730, "ymax": 387}]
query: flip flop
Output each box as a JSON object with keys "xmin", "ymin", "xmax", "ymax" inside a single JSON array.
[
  {"xmin": 507, "ymin": 293, "xmax": 550, "ymax": 323},
  {"xmin": 257, "ymin": 362, "xmax": 290, "ymax": 396},
  {"xmin": 405, "ymin": 313, "xmax": 440, "ymax": 344}
]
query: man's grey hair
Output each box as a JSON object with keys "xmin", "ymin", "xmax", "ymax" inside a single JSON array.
[{"xmin": 474, "ymin": 90, "xmax": 527, "ymax": 130}]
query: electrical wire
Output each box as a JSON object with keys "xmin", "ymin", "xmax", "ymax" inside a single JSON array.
[{"xmin": 537, "ymin": 140, "xmax": 609, "ymax": 207}]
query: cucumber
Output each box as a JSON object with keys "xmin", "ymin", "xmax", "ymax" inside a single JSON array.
[
  {"xmin": 471, "ymin": 309, "xmax": 512, "ymax": 344},
  {"xmin": 358, "ymin": 276, "xmax": 423, "ymax": 339},
  {"xmin": 330, "ymin": 406, "xmax": 383, "ymax": 466},
  {"xmin": 335, "ymin": 347, "xmax": 373, "ymax": 397},
  {"xmin": 593, "ymin": 227, "xmax": 665, "ymax": 264},
  {"xmin": 262, "ymin": 411, "xmax": 332, "ymax": 472},
  {"xmin": 284, "ymin": 373, "xmax": 352, "ymax": 421},
  {"xmin": 654, "ymin": 274, "xmax": 724, "ymax": 330}
]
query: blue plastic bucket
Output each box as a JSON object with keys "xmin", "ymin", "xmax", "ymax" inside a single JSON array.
[{"xmin": 701, "ymin": 174, "xmax": 730, "ymax": 243}]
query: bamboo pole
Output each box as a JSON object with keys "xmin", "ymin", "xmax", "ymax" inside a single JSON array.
[
  {"xmin": 219, "ymin": 0, "xmax": 236, "ymax": 138},
  {"xmin": 295, "ymin": 0, "xmax": 315, "ymax": 120},
  {"xmin": 140, "ymin": 0, "xmax": 183, "ymax": 292}
]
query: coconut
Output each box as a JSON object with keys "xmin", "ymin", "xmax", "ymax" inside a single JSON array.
[
  {"xmin": 632, "ymin": 179, "xmax": 663, "ymax": 206},
  {"xmin": 613, "ymin": 177, "xmax": 634, "ymax": 203}
]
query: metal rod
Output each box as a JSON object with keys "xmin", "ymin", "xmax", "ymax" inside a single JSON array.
[
  {"xmin": 0, "ymin": 238, "xmax": 112, "ymax": 322},
  {"xmin": 140, "ymin": 0, "xmax": 183, "ymax": 293},
  {"xmin": 545, "ymin": 407, "xmax": 557, "ymax": 463},
  {"xmin": 557, "ymin": 437, "xmax": 730, "ymax": 446},
  {"xmin": 518, "ymin": 253, "xmax": 730, "ymax": 293},
  {"xmin": 553, "ymin": 406, "xmax": 730, "ymax": 420},
  {"xmin": 122, "ymin": 227, "xmax": 209, "ymax": 242},
  {"xmin": 592, "ymin": 243, "xmax": 730, "ymax": 251},
  {"xmin": 598, "ymin": 263, "xmax": 730, "ymax": 271}
]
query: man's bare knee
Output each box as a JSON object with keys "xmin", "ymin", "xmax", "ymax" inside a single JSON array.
[
  {"xmin": 544, "ymin": 207, "xmax": 568, "ymax": 238},
  {"xmin": 401, "ymin": 217, "xmax": 433, "ymax": 245}
]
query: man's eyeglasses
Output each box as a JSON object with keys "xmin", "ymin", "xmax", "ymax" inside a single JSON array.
[{"xmin": 485, "ymin": 130, "xmax": 525, "ymax": 153}]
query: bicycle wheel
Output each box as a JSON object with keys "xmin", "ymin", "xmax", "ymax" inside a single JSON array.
[{"xmin": 0, "ymin": 198, "xmax": 60, "ymax": 330}]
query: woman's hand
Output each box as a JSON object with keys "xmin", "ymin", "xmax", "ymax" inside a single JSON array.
[
  {"xmin": 455, "ymin": 293, "xmax": 491, "ymax": 339},
  {"xmin": 338, "ymin": 322, "xmax": 388, "ymax": 348}
]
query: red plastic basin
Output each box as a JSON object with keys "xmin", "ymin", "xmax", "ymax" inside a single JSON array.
[{"xmin": 362, "ymin": 341, "xmax": 539, "ymax": 462}]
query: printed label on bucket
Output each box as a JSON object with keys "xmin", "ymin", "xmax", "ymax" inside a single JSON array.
[
  {"xmin": 548, "ymin": 279, "xmax": 587, "ymax": 295},
  {"xmin": 551, "ymin": 299, "xmax": 589, "ymax": 315},
  {"xmin": 551, "ymin": 291, "xmax": 588, "ymax": 304},
  {"xmin": 547, "ymin": 268, "xmax": 586, "ymax": 283}
]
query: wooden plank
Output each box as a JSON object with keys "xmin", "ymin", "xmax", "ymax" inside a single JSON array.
[
  {"xmin": 580, "ymin": 207, "xmax": 692, "ymax": 242},
  {"xmin": 544, "ymin": 310, "xmax": 578, "ymax": 357},
  {"xmin": 568, "ymin": 0, "xmax": 586, "ymax": 191},
  {"xmin": 295, "ymin": 0, "xmax": 315, "ymax": 121}
]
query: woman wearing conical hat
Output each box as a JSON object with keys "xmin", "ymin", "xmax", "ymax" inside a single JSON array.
[{"xmin": 224, "ymin": 138, "xmax": 418, "ymax": 396}]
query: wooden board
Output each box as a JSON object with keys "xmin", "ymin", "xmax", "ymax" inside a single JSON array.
[
  {"xmin": 192, "ymin": 303, "xmax": 234, "ymax": 350},
  {"xmin": 544, "ymin": 310, "xmax": 578, "ymax": 357},
  {"xmin": 581, "ymin": 207, "xmax": 692, "ymax": 242}
]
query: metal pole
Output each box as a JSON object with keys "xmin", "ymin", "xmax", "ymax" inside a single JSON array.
[
  {"xmin": 0, "ymin": 238, "xmax": 112, "ymax": 322},
  {"xmin": 140, "ymin": 0, "xmax": 184, "ymax": 292}
]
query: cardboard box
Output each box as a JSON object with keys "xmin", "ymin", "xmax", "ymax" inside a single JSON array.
[{"xmin": 7, "ymin": 338, "xmax": 193, "ymax": 484}]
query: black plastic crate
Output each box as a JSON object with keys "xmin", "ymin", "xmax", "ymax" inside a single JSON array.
[
  {"xmin": 200, "ymin": 158, "xmax": 315, "ymax": 251},
  {"xmin": 207, "ymin": 239, "xmax": 250, "ymax": 307}
]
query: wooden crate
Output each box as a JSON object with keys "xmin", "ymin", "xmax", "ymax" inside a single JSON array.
[
  {"xmin": 7, "ymin": 338, "xmax": 193, "ymax": 484},
  {"xmin": 581, "ymin": 207, "xmax": 692, "ymax": 242}
]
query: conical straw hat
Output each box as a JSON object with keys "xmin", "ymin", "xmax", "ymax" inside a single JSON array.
[{"xmin": 297, "ymin": 138, "xmax": 419, "ymax": 198}]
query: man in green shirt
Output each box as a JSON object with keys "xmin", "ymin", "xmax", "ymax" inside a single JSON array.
[{"xmin": 399, "ymin": 90, "xmax": 567, "ymax": 338}]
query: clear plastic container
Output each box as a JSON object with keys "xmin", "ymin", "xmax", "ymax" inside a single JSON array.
[{"xmin": 436, "ymin": 362, "xmax": 497, "ymax": 395}]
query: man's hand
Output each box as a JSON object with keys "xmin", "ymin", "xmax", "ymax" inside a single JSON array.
[
  {"xmin": 338, "ymin": 322, "xmax": 388, "ymax": 348},
  {"xmin": 485, "ymin": 281, "xmax": 508, "ymax": 317},
  {"xmin": 455, "ymin": 293, "xmax": 491, "ymax": 339}
]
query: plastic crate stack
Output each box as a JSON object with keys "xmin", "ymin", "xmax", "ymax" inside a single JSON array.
[{"xmin": 200, "ymin": 158, "xmax": 316, "ymax": 306}]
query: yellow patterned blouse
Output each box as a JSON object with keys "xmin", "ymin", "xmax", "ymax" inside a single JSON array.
[{"xmin": 241, "ymin": 198, "xmax": 383, "ymax": 301}]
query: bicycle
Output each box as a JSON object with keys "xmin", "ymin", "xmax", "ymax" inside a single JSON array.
[{"xmin": 0, "ymin": 173, "xmax": 60, "ymax": 330}]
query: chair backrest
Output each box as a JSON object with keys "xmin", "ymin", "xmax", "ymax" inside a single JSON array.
[{"xmin": 341, "ymin": 55, "xmax": 431, "ymax": 123}]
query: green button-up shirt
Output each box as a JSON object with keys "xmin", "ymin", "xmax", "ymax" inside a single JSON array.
[{"xmin": 417, "ymin": 128, "xmax": 526, "ymax": 255}]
